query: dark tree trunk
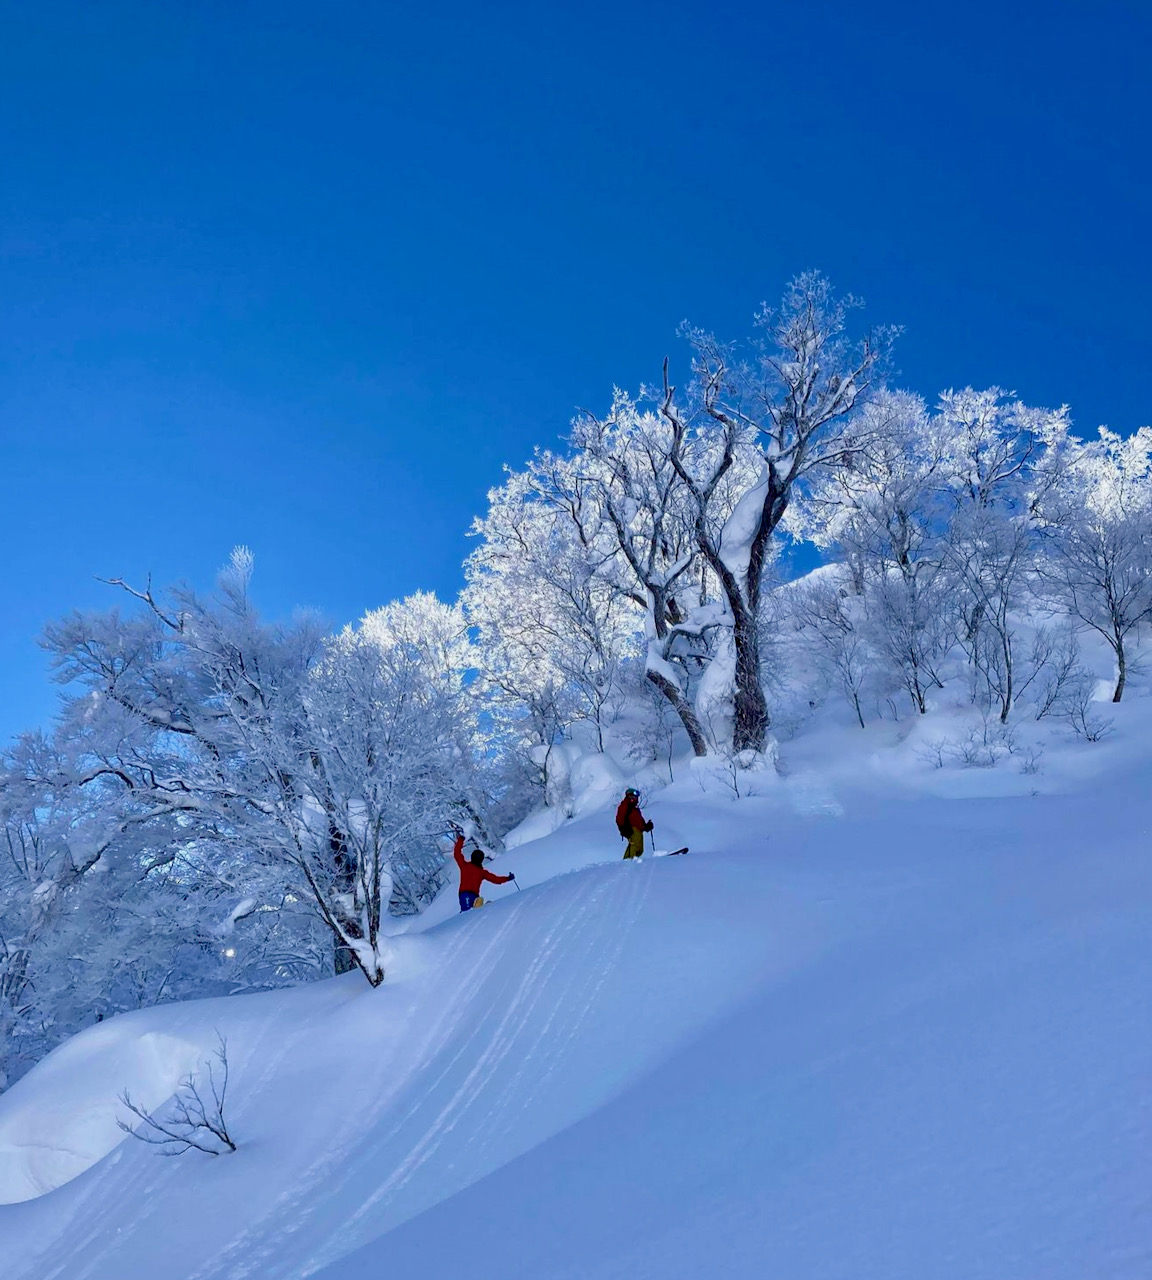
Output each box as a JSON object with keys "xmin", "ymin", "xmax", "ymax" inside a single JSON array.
[
  {"xmin": 646, "ymin": 669, "xmax": 709, "ymax": 756},
  {"xmin": 329, "ymin": 820, "xmax": 361, "ymax": 976},
  {"xmin": 852, "ymin": 692, "xmax": 866, "ymax": 730},
  {"xmin": 1113, "ymin": 634, "xmax": 1126, "ymax": 703},
  {"xmin": 730, "ymin": 595, "xmax": 770, "ymax": 752},
  {"xmin": 706, "ymin": 476, "xmax": 780, "ymax": 755},
  {"xmin": 334, "ymin": 938, "xmax": 358, "ymax": 976}
]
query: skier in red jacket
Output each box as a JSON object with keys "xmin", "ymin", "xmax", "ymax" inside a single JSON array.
[
  {"xmin": 452, "ymin": 833, "xmax": 515, "ymax": 911},
  {"xmin": 616, "ymin": 788, "xmax": 653, "ymax": 860}
]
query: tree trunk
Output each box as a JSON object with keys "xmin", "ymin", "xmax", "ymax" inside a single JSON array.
[
  {"xmin": 731, "ymin": 595, "xmax": 770, "ymax": 752},
  {"xmin": 1, "ymin": 947, "xmax": 31, "ymax": 1010},
  {"xmin": 647, "ymin": 582, "xmax": 709, "ymax": 756},
  {"xmin": 852, "ymin": 692, "xmax": 865, "ymax": 730},
  {"xmin": 329, "ymin": 819, "xmax": 360, "ymax": 976},
  {"xmin": 646, "ymin": 669, "xmax": 709, "ymax": 756},
  {"xmin": 334, "ymin": 937, "xmax": 358, "ymax": 976},
  {"xmin": 1113, "ymin": 635, "xmax": 1126, "ymax": 703},
  {"xmin": 695, "ymin": 483, "xmax": 775, "ymax": 755},
  {"xmin": 910, "ymin": 672, "xmax": 926, "ymax": 715},
  {"xmin": 997, "ymin": 620, "xmax": 1015, "ymax": 723},
  {"xmin": 730, "ymin": 479, "xmax": 777, "ymax": 754}
]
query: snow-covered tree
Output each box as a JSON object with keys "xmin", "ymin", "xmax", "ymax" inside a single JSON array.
[
  {"xmin": 794, "ymin": 391, "xmax": 957, "ymax": 714},
  {"xmin": 798, "ymin": 392, "xmax": 949, "ymax": 584},
  {"xmin": 662, "ymin": 272, "xmax": 895, "ymax": 751},
  {"xmin": 465, "ymin": 465, "xmax": 640, "ymax": 769},
  {"xmin": 791, "ymin": 575, "xmax": 874, "ymax": 728},
  {"xmin": 564, "ymin": 397, "xmax": 718, "ymax": 754},
  {"xmin": 11, "ymin": 555, "xmax": 496, "ymax": 996},
  {"xmin": 1038, "ymin": 426, "xmax": 1152, "ymax": 701},
  {"xmin": 0, "ymin": 721, "xmax": 319, "ymax": 1090},
  {"xmin": 937, "ymin": 389, "xmax": 1070, "ymax": 721},
  {"xmin": 329, "ymin": 592, "xmax": 502, "ymax": 906}
]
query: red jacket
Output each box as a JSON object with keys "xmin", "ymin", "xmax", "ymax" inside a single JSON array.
[
  {"xmin": 454, "ymin": 836, "xmax": 513, "ymax": 895},
  {"xmin": 616, "ymin": 796, "xmax": 651, "ymax": 835}
]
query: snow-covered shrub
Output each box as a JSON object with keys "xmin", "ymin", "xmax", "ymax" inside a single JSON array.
[
  {"xmin": 951, "ymin": 719, "xmax": 1018, "ymax": 768},
  {"xmin": 1059, "ymin": 675, "xmax": 1115, "ymax": 742},
  {"xmin": 916, "ymin": 737, "xmax": 949, "ymax": 770}
]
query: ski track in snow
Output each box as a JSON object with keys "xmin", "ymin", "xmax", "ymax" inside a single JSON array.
[
  {"xmin": 191, "ymin": 919, "xmax": 496, "ymax": 1280},
  {"xmin": 179, "ymin": 864, "xmax": 655, "ymax": 1280},
  {"xmin": 2, "ymin": 773, "xmax": 1151, "ymax": 1280},
  {"xmin": 308, "ymin": 868, "xmax": 652, "ymax": 1276}
]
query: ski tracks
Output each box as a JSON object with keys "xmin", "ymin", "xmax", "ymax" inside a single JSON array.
[
  {"xmin": 192, "ymin": 917, "xmax": 508, "ymax": 1280},
  {"xmin": 192, "ymin": 863, "xmax": 654, "ymax": 1280},
  {"xmin": 302, "ymin": 862, "xmax": 653, "ymax": 1273}
]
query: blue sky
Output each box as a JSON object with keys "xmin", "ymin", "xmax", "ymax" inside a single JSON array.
[{"xmin": 1, "ymin": 0, "xmax": 1149, "ymax": 739}]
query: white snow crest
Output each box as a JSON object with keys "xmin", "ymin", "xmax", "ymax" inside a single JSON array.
[{"xmin": 718, "ymin": 464, "xmax": 769, "ymax": 585}]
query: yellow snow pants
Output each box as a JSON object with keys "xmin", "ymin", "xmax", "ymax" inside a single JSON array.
[{"xmin": 623, "ymin": 830, "xmax": 645, "ymax": 860}]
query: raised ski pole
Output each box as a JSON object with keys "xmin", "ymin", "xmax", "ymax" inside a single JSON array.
[{"xmin": 475, "ymin": 839, "xmax": 520, "ymax": 890}]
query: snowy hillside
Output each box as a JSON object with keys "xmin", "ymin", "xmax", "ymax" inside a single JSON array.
[{"xmin": 2, "ymin": 726, "xmax": 1150, "ymax": 1279}]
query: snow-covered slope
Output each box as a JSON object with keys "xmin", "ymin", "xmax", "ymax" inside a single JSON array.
[{"xmin": 1, "ymin": 761, "xmax": 1150, "ymax": 1278}]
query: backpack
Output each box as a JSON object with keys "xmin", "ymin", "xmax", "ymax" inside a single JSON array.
[{"xmin": 615, "ymin": 795, "xmax": 635, "ymax": 838}]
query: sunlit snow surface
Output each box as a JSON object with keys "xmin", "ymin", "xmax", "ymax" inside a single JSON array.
[{"xmin": 1, "ymin": 712, "xmax": 1150, "ymax": 1278}]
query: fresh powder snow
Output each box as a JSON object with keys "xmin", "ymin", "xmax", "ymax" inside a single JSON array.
[{"xmin": 1, "ymin": 711, "xmax": 1149, "ymax": 1279}]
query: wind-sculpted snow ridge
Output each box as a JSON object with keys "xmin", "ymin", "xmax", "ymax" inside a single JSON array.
[{"xmin": 1, "ymin": 774, "xmax": 1150, "ymax": 1280}]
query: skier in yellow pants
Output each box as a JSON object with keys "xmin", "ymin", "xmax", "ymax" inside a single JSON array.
[{"xmin": 616, "ymin": 788, "xmax": 653, "ymax": 859}]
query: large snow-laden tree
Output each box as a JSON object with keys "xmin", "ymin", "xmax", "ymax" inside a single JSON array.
[
  {"xmin": 333, "ymin": 592, "xmax": 504, "ymax": 903},
  {"xmin": 561, "ymin": 397, "xmax": 721, "ymax": 754},
  {"xmin": 0, "ymin": 724, "xmax": 324, "ymax": 1091},
  {"xmin": 290, "ymin": 598, "xmax": 479, "ymax": 972},
  {"xmin": 19, "ymin": 554, "xmax": 495, "ymax": 990},
  {"xmin": 1038, "ymin": 425, "xmax": 1152, "ymax": 702},
  {"xmin": 937, "ymin": 389, "xmax": 1071, "ymax": 721},
  {"xmin": 661, "ymin": 272, "xmax": 896, "ymax": 752},
  {"xmin": 797, "ymin": 392, "xmax": 951, "ymax": 585},
  {"xmin": 793, "ymin": 391, "xmax": 959, "ymax": 714},
  {"xmin": 791, "ymin": 575, "xmax": 876, "ymax": 728},
  {"xmin": 470, "ymin": 398, "xmax": 745, "ymax": 761},
  {"xmin": 465, "ymin": 466, "xmax": 641, "ymax": 771}
]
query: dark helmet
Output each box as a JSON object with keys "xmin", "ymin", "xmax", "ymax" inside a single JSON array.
[
  {"xmin": 624, "ymin": 787, "xmax": 639, "ymax": 798},
  {"xmin": 470, "ymin": 848, "xmax": 484, "ymax": 866}
]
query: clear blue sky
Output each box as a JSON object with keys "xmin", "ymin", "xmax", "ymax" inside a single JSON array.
[{"xmin": 1, "ymin": 0, "xmax": 1149, "ymax": 740}]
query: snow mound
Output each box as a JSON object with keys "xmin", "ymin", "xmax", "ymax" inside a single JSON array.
[{"xmin": 0, "ymin": 1029, "xmax": 203, "ymax": 1204}]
